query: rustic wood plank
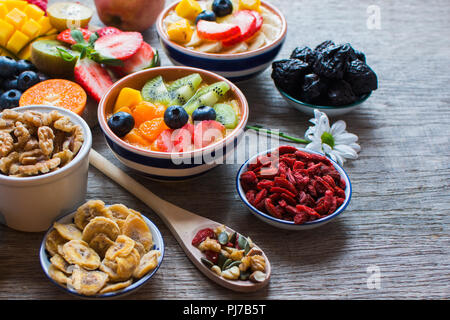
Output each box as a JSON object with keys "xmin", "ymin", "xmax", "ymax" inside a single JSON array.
[{"xmin": 0, "ymin": 0, "xmax": 449, "ymax": 299}]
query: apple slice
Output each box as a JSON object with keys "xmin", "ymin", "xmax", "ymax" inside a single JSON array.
[
  {"xmin": 197, "ymin": 20, "xmax": 240, "ymax": 41},
  {"xmin": 222, "ymin": 10, "xmax": 259, "ymax": 47}
]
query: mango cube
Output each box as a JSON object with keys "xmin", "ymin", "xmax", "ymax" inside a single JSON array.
[
  {"xmin": 6, "ymin": 29, "xmax": 29, "ymax": 53},
  {"xmin": 167, "ymin": 19, "xmax": 193, "ymax": 44},
  {"xmin": 5, "ymin": 7, "xmax": 26, "ymax": 28},
  {"xmin": 114, "ymin": 87, "xmax": 143, "ymax": 113},
  {"xmin": 175, "ymin": 0, "xmax": 202, "ymax": 21},
  {"xmin": 5, "ymin": 0, "xmax": 27, "ymax": 11},
  {"xmin": 21, "ymin": 18, "xmax": 41, "ymax": 38},
  {"xmin": 239, "ymin": 0, "xmax": 261, "ymax": 12},
  {"xmin": 24, "ymin": 4, "xmax": 44, "ymax": 21},
  {"xmin": 0, "ymin": 19, "xmax": 14, "ymax": 46},
  {"xmin": 37, "ymin": 16, "xmax": 52, "ymax": 35},
  {"xmin": 0, "ymin": 3, "xmax": 8, "ymax": 18}
]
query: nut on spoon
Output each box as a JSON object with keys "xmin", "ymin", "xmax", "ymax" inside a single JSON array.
[{"xmin": 89, "ymin": 149, "xmax": 271, "ymax": 292}]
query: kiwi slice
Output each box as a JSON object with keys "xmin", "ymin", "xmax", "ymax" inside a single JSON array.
[
  {"xmin": 141, "ymin": 75, "xmax": 171, "ymax": 105},
  {"xmin": 167, "ymin": 73, "xmax": 203, "ymax": 105},
  {"xmin": 183, "ymin": 81, "xmax": 230, "ymax": 115},
  {"xmin": 47, "ymin": 2, "xmax": 93, "ymax": 31},
  {"xmin": 31, "ymin": 40, "xmax": 79, "ymax": 77},
  {"xmin": 214, "ymin": 103, "xmax": 238, "ymax": 129}
]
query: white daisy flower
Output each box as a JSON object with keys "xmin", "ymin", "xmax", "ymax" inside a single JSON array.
[{"xmin": 304, "ymin": 109, "xmax": 361, "ymax": 165}]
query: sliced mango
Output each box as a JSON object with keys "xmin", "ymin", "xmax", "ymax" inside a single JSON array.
[
  {"xmin": 113, "ymin": 87, "xmax": 142, "ymax": 113},
  {"xmin": 5, "ymin": 0, "xmax": 28, "ymax": 11},
  {"xmin": 21, "ymin": 18, "xmax": 41, "ymax": 38},
  {"xmin": 167, "ymin": 19, "xmax": 193, "ymax": 44},
  {"xmin": 5, "ymin": 7, "xmax": 27, "ymax": 28},
  {"xmin": 24, "ymin": 4, "xmax": 44, "ymax": 21},
  {"xmin": 6, "ymin": 29, "xmax": 29, "ymax": 53},
  {"xmin": 37, "ymin": 16, "xmax": 52, "ymax": 36},
  {"xmin": 0, "ymin": 19, "xmax": 14, "ymax": 46},
  {"xmin": 175, "ymin": 0, "xmax": 202, "ymax": 21},
  {"xmin": 239, "ymin": 0, "xmax": 261, "ymax": 12},
  {"xmin": 0, "ymin": 3, "xmax": 8, "ymax": 18}
]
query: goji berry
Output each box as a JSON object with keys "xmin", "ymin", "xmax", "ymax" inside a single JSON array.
[
  {"xmin": 294, "ymin": 213, "xmax": 309, "ymax": 224},
  {"xmin": 257, "ymin": 179, "xmax": 274, "ymax": 190},
  {"xmin": 270, "ymin": 186, "xmax": 296, "ymax": 198},
  {"xmin": 264, "ymin": 198, "xmax": 282, "ymax": 219},
  {"xmin": 240, "ymin": 170, "xmax": 257, "ymax": 185},
  {"xmin": 245, "ymin": 190, "xmax": 256, "ymax": 204},
  {"xmin": 192, "ymin": 228, "xmax": 216, "ymax": 246},
  {"xmin": 254, "ymin": 188, "xmax": 268, "ymax": 206},
  {"xmin": 205, "ymin": 250, "xmax": 219, "ymax": 264},
  {"xmin": 281, "ymin": 192, "xmax": 297, "ymax": 205},
  {"xmin": 274, "ymin": 176, "xmax": 297, "ymax": 194},
  {"xmin": 278, "ymin": 145, "xmax": 298, "ymax": 154}
]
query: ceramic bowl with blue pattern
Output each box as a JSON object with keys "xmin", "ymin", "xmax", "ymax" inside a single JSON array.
[
  {"xmin": 156, "ymin": 1, "xmax": 287, "ymax": 82},
  {"xmin": 98, "ymin": 66, "xmax": 249, "ymax": 181}
]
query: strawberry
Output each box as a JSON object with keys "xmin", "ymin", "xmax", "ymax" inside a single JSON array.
[
  {"xmin": 156, "ymin": 129, "xmax": 174, "ymax": 152},
  {"xmin": 96, "ymin": 26, "xmax": 122, "ymax": 38},
  {"xmin": 25, "ymin": 0, "xmax": 47, "ymax": 11},
  {"xmin": 156, "ymin": 124, "xmax": 194, "ymax": 152},
  {"xmin": 74, "ymin": 59, "xmax": 114, "ymax": 102},
  {"xmin": 194, "ymin": 120, "xmax": 225, "ymax": 149},
  {"xmin": 112, "ymin": 42, "xmax": 159, "ymax": 76},
  {"xmin": 251, "ymin": 10, "xmax": 263, "ymax": 31},
  {"xmin": 222, "ymin": 10, "xmax": 259, "ymax": 47},
  {"xmin": 57, "ymin": 28, "xmax": 92, "ymax": 45},
  {"xmin": 94, "ymin": 32, "xmax": 143, "ymax": 60},
  {"xmin": 197, "ymin": 20, "xmax": 241, "ymax": 41}
]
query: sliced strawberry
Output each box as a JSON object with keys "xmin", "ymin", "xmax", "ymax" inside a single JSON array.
[
  {"xmin": 94, "ymin": 32, "xmax": 143, "ymax": 60},
  {"xmin": 74, "ymin": 59, "xmax": 114, "ymax": 102},
  {"xmin": 96, "ymin": 26, "xmax": 122, "ymax": 38},
  {"xmin": 112, "ymin": 42, "xmax": 159, "ymax": 76},
  {"xmin": 197, "ymin": 20, "xmax": 241, "ymax": 41},
  {"xmin": 156, "ymin": 129, "xmax": 174, "ymax": 152},
  {"xmin": 250, "ymin": 10, "xmax": 264, "ymax": 31},
  {"xmin": 193, "ymin": 120, "xmax": 226, "ymax": 149},
  {"xmin": 173, "ymin": 123, "xmax": 194, "ymax": 152},
  {"xmin": 222, "ymin": 10, "xmax": 257, "ymax": 47},
  {"xmin": 57, "ymin": 28, "xmax": 92, "ymax": 45}
]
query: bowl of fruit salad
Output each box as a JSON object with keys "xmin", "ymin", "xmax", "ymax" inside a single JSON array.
[
  {"xmin": 98, "ymin": 66, "xmax": 248, "ymax": 180},
  {"xmin": 157, "ymin": 0, "xmax": 287, "ymax": 82}
]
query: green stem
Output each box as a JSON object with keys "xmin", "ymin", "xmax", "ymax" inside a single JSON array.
[{"xmin": 246, "ymin": 125, "xmax": 311, "ymax": 144}]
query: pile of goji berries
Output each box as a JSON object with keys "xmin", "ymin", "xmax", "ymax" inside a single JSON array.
[{"xmin": 240, "ymin": 146, "xmax": 347, "ymax": 224}]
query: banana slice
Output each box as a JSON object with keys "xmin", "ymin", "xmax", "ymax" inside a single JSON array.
[
  {"xmin": 195, "ymin": 41, "xmax": 223, "ymax": 53},
  {"xmin": 133, "ymin": 250, "xmax": 161, "ymax": 279},
  {"xmin": 70, "ymin": 266, "xmax": 109, "ymax": 296},
  {"xmin": 116, "ymin": 248, "xmax": 140, "ymax": 280},
  {"xmin": 222, "ymin": 42, "xmax": 249, "ymax": 54},
  {"xmin": 105, "ymin": 235, "xmax": 136, "ymax": 261},
  {"xmin": 99, "ymin": 259, "xmax": 121, "ymax": 282},
  {"xmin": 99, "ymin": 280, "xmax": 132, "ymax": 294},
  {"xmin": 247, "ymin": 32, "xmax": 267, "ymax": 51},
  {"xmin": 74, "ymin": 200, "xmax": 113, "ymax": 229},
  {"xmin": 108, "ymin": 204, "xmax": 131, "ymax": 220},
  {"xmin": 122, "ymin": 213, "xmax": 153, "ymax": 252},
  {"xmin": 261, "ymin": 24, "xmax": 280, "ymax": 42},
  {"xmin": 134, "ymin": 241, "xmax": 146, "ymax": 256},
  {"xmin": 53, "ymin": 222, "xmax": 82, "ymax": 241},
  {"xmin": 45, "ymin": 229, "xmax": 67, "ymax": 256},
  {"xmin": 186, "ymin": 30, "xmax": 203, "ymax": 47},
  {"xmin": 62, "ymin": 240, "xmax": 101, "ymax": 270},
  {"xmin": 89, "ymin": 233, "xmax": 115, "ymax": 258},
  {"xmin": 82, "ymin": 216, "xmax": 120, "ymax": 244},
  {"xmin": 49, "ymin": 265, "xmax": 70, "ymax": 285},
  {"xmin": 50, "ymin": 254, "xmax": 73, "ymax": 274}
]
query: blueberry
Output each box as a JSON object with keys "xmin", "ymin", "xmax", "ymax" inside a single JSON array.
[
  {"xmin": 107, "ymin": 112, "xmax": 135, "ymax": 137},
  {"xmin": 0, "ymin": 56, "xmax": 17, "ymax": 78},
  {"xmin": 212, "ymin": 0, "xmax": 233, "ymax": 17},
  {"xmin": 192, "ymin": 106, "xmax": 216, "ymax": 121},
  {"xmin": 196, "ymin": 10, "xmax": 216, "ymax": 24},
  {"xmin": 16, "ymin": 60, "xmax": 36, "ymax": 74},
  {"xmin": 17, "ymin": 71, "xmax": 40, "ymax": 91},
  {"xmin": 0, "ymin": 90, "xmax": 22, "ymax": 110},
  {"xmin": 3, "ymin": 78, "xmax": 18, "ymax": 90},
  {"xmin": 164, "ymin": 105, "xmax": 189, "ymax": 129}
]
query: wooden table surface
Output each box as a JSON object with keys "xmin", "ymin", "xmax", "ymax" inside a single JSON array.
[{"xmin": 0, "ymin": 0, "xmax": 449, "ymax": 300}]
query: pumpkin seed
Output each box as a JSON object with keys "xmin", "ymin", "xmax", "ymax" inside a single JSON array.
[
  {"xmin": 225, "ymin": 260, "xmax": 242, "ymax": 270},
  {"xmin": 238, "ymin": 235, "xmax": 247, "ymax": 250},
  {"xmin": 201, "ymin": 257, "xmax": 214, "ymax": 269},
  {"xmin": 218, "ymin": 231, "xmax": 229, "ymax": 245},
  {"xmin": 244, "ymin": 241, "xmax": 251, "ymax": 255},
  {"xmin": 222, "ymin": 258, "xmax": 232, "ymax": 270},
  {"xmin": 229, "ymin": 232, "xmax": 237, "ymax": 245},
  {"xmin": 240, "ymin": 270, "xmax": 251, "ymax": 281},
  {"xmin": 217, "ymin": 252, "xmax": 227, "ymax": 269}
]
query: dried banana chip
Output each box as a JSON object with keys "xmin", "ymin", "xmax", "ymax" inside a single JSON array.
[
  {"xmin": 116, "ymin": 248, "xmax": 140, "ymax": 280},
  {"xmin": 50, "ymin": 254, "xmax": 73, "ymax": 274},
  {"xmin": 74, "ymin": 200, "xmax": 112, "ymax": 229},
  {"xmin": 99, "ymin": 280, "xmax": 132, "ymax": 294},
  {"xmin": 133, "ymin": 250, "xmax": 161, "ymax": 279},
  {"xmin": 108, "ymin": 204, "xmax": 131, "ymax": 220},
  {"xmin": 71, "ymin": 266, "xmax": 108, "ymax": 296},
  {"xmin": 122, "ymin": 213, "xmax": 153, "ymax": 252},
  {"xmin": 53, "ymin": 223, "xmax": 82, "ymax": 241},
  {"xmin": 82, "ymin": 216, "xmax": 120, "ymax": 244},
  {"xmin": 89, "ymin": 233, "xmax": 115, "ymax": 259},
  {"xmin": 134, "ymin": 241, "xmax": 146, "ymax": 257},
  {"xmin": 62, "ymin": 240, "xmax": 101, "ymax": 270},
  {"xmin": 105, "ymin": 235, "xmax": 135, "ymax": 261},
  {"xmin": 99, "ymin": 259, "xmax": 120, "ymax": 281},
  {"xmin": 45, "ymin": 229, "xmax": 67, "ymax": 256},
  {"xmin": 49, "ymin": 265, "xmax": 69, "ymax": 285}
]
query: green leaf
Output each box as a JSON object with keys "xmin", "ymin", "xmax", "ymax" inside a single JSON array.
[
  {"xmin": 79, "ymin": 47, "xmax": 87, "ymax": 60},
  {"xmin": 70, "ymin": 29, "xmax": 86, "ymax": 44},
  {"xmin": 56, "ymin": 47, "xmax": 76, "ymax": 62},
  {"xmin": 88, "ymin": 32, "xmax": 99, "ymax": 45}
]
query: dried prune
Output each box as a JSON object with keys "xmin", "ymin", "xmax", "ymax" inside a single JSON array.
[
  {"xmin": 354, "ymin": 50, "xmax": 366, "ymax": 62},
  {"xmin": 315, "ymin": 40, "xmax": 335, "ymax": 52},
  {"xmin": 302, "ymin": 73, "xmax": 327, "ymax": 102},
  {"xmin": 344, "ymin": 59, "xmax": 378, "ymax": 95},
  {"xmin": 271, "ymin": 59, "xmax": 310, "ymax": 91},
  {"xmin": 290, "ymin": 46, "xmax": 316, "ymax": 65},
  {"xmin": 313, "ymin": 44, "xmax": 353, "ymax": 80},
  {"xmin": 327, "ymin": 80, "xmax": 356, "ymax": 105}
]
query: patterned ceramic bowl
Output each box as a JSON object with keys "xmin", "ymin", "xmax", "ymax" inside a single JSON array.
[
  {"xmin": 236, "ymin": 147, "xmax": 352, "ymax": 230},
  {"xmin": 98, "ymin": 66, "xmax": 249, "ymax": 180},
  {"xmin": 156, "ymin": 1, "xmax": 287, "ymax": 82}
]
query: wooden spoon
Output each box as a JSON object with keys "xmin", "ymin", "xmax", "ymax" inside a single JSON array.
[{"xmin": 89, "ymin": 149, "xmax": 271, "ymax": 292}]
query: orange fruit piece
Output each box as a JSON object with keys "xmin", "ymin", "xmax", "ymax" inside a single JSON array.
[
  {"xmin": 19, "ymin": 79, "xmax": 87, "ymax": 115},
  {"xmin": 132, "ymin": 101, "xmax": 166, "ymax": 127},
  {"xmin": 139, "ymin": 118, "xmax": 169, "ymax": 143},
  {"xmin": 123, "ymin": 128, "xmax": 150, "ymax": 148},
  {"xmin": 115, "ymin": 106, "xmax": 132, "ymax": 114}
]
